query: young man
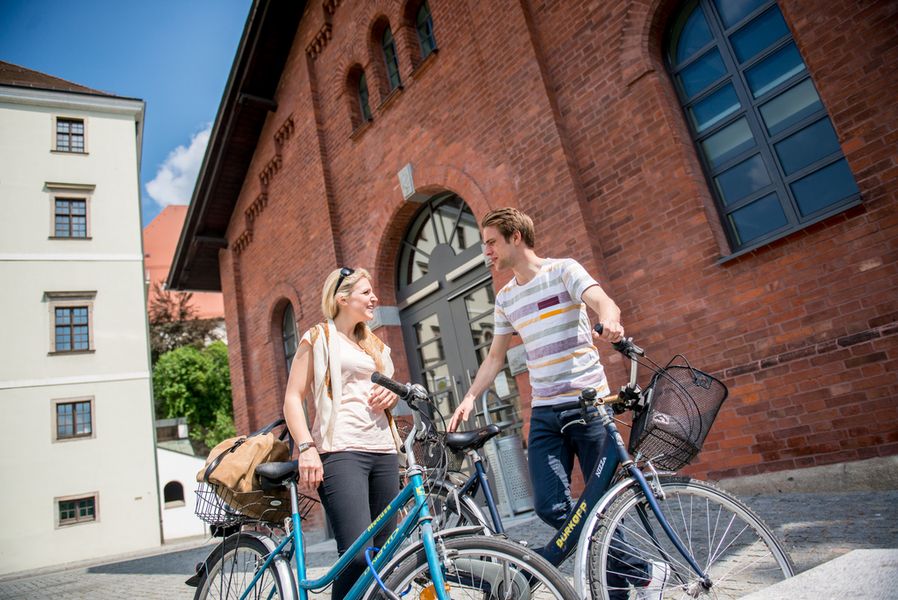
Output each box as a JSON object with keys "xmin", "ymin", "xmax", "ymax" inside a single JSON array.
[{"xmin": 448, "ymin": 207, "xmax": 667, "ymax": 599}]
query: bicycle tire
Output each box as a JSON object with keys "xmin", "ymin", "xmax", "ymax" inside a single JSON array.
[
  {"xmin": 194, "ymin": 532, "xmax": 295, "ymax": 600},
  {"xmin": 373, "ymin": 535, "xmax": 578, "ymax": 600},
  {"xmin": 586, "ymin": 476, "xmax": 794, "ymax": 599}
]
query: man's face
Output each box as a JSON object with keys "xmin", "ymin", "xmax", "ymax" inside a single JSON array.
[{"xmin": 482, "ymin": 225, "xmax": 517, "ymax": 270}]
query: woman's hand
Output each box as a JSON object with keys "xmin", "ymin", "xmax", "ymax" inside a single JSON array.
[
  {"xmin": 297, "ymin": 446, "xmax": 323, "ymax": 493},
  {"xmin": 368, "ymin": 384, "xmax": 398, "ymax": 412}
]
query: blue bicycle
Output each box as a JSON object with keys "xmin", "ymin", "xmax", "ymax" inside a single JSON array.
[
  {"xmin": 189, "ymin": 375, "xmax": 579, "ymax": 600},
  {"xmin": 421, "ymin": 326, "xmax": 795, "ymax": 598}
]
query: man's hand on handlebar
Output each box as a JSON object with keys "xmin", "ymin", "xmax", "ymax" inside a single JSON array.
[{"xmin": 593, "ymin": 319, "xmax": 625, "ymax": 344}]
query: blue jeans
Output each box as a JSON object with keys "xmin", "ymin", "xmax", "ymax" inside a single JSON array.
[{"xmin": 528, "ymin": 405, "xmax": 649, "ymax": 598}]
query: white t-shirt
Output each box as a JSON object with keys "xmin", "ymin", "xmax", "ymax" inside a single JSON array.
[
  {"xmin": 327, "ymin": 334, "xmax": 396, "ymax": 453},
  {"xmin": 494, "ymin": 258, "xmax": 610, "ymax": 406}
]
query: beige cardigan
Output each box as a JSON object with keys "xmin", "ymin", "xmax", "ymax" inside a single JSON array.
[{"xmin": 306, "ymin": 319, "xmax": 402, "ymax": 453}]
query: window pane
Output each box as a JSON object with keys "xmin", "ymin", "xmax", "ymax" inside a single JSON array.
[
  {"xmin": 57, "ymin": 121, "xmax": 71, "ymax": 133},
  {"xmin": 418, "ymin": 340, "xmax": 445, "ymax": 369},
  {"xmin": 75, "ymin": 402, "xmax": 92, "ymax": 435},
  {"xmin": 701, "ymin": 117, "xmax": 755, "ymax": 169},
  {"xmin": 57, "ymin": 133, "xmax": 69, "ymax": 151},
  {"xmin": 71, "ymin": 121, "xmax": 84, "ymax": 134},
  {"xmin": 774, "ymin": 118, "xmax": 841, "ymax": 175},
  {"xmin": 73, "ymin": 307, "xmax": 89, "ymax": 324},
  {"xmin": 728, "ymin": 192, "xmax": 788, "ymax": 245},
  {"xmin": 730, "ymin": 6, "xmax": 789, "ymax": 63},
  {"xmin": 71, "ymin": 201, "xmax": 86, "ymax": 215},
  {"xmin": 689, "ymin": 83, "xmax": 741, "ymax": 132},
  {"xmin": 713, "ymin": 0, "xmax": 767, "ymax": 28},
  {"xmin": 56, "ymin": 308, "xmax": 70, "ymax": 325},
  {"xmin": 413, "ymin": 313, "xmax": 441, "ymax": 345},
  {"xmin": 745, "ymin": 42, "xmax": 806, "ymax": 98},
  {"xmin": 759, "ymin": 79, "xmax": 823, "ymax": 136},
  {"xmin": 714, "ymin": 154, "xmax": 771, "ymax": 205},
  {"xmin": 678, "ymin": 48, "xmax": 727, "ymax": 98},
  {"xmin": 417, "ymin": 2, "xmax": 435, "ymax": 57},
  {"xmin": 671, "ymin": 3, "xmax": 713, "ymax": 65},
  {"xmin": 790, "ymin": 159, "xmax": 859, "ymax": 217}
]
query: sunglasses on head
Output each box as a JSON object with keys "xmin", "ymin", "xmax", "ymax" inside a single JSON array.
[{"xmin": 334, "ymin": 267, "xmax": 355, "ymax": 297}]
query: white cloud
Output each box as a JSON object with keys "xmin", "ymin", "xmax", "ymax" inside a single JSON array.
[{"xmin": 146, "ymin": 125, "xmax": 211, "ymax": 207}]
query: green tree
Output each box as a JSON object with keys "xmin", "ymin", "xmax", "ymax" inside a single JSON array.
[
  {"xmin": 153, "ymin": 340, "xmax": 236, "ymax": 452},
  {"xmin": 148, "ymin": 282, "xmax": 219, "ymax": 364}
]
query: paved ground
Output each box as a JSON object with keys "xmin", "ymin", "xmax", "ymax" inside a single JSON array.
[{"xmin": 1, "ymin": 489, "xmax": 896, "ymax": 599}]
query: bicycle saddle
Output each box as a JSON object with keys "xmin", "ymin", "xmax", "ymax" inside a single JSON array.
[
  {"xmin": 444, "ymin": 424, "xmax": 501, "ymax": 453},
  {"xmin": 255, "ymin": 460, "xmax": 298, "ymax": 490}
]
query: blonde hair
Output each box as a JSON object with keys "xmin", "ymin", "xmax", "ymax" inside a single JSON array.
[
  {"xmin": 481, "ymin": 207, "xmax": 535, "ymax": 248},
  {"xmin": 321, "ymin": 267, "xmax": 385, "ymax": 372}
]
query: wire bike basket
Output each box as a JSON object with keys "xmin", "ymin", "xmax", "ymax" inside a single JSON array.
[
  {"xmin": 630, "ymin": 359, "xmax": 728, "ymax": 471},
  {"xmin": 195, "ymin": 482, "xmax": 318, "ymax": 528}
]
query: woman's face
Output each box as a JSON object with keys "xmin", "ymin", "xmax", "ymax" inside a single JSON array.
[{"xmin": 339, "ymin": 277, "xmax": 378, "ymax": 322}]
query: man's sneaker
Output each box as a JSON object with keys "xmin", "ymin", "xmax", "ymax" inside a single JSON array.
[{"xmin": 634, "ymin": 560, "xmax": 671, "ymax": 600}]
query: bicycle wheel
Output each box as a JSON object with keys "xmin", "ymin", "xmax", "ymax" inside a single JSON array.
[
  {"xmin": 586, "ymin": 476, "xmax": 794, "ymax": 599},
  {"xmin": 374, "ymin": 536, "xmax": 578, "ymax": 599},
  {"xmin": 194, "ymin": 532, "xmax": 294, "ymax": 600}
]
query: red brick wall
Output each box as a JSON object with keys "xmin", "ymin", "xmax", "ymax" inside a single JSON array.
[{"xmin": 219, "ymin": 0, "xmax": 897, "ymax": 481}]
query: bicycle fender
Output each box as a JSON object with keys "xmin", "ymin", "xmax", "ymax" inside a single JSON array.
[
  {"xmin": 358, "ymin": 525, "xmax": 490, "ymax": 600},
  {"xmin": 572, "ymin": 474, "xmax": 680, "ymax": 600}
]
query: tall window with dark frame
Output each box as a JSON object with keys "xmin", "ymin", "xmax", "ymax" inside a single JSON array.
[
  {"xmin": 382, "ymin": 27, "xmax": 402, "ymax": 90},
  {"xmin": 358, "ymin": 72, "xmax": 373, "ymax": 122},
  {"xmin": 57, "ymin": 400, "xmax": 92, "ymax": 439},
  {"xmin": 58, "ymin": 496, "xmax": 96, "ymax": 526},
  {"xmin": 416, "ymin": 1, "xmax": 437, "ymax": 58},
  {"xmin": 56, "ymin": 118, "xmax": 85, "ymax": 152},
  {"xmin": 666, "ymin": 0, "xmax": 860, "ymax": 252},
  {"xmin": 54, "ymin": 198, "xmax": 87, "ymax": 238},
  {"xmin": 282, "ymin": 304, "xmax": 297, "ymax": 374},
  {"xmin": 55, "ymin": 306, "xmax": 89, "ymax": 352}
]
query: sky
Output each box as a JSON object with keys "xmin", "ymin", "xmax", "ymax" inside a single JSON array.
[{"xmin": 0, "ymin": 0, "xmax": 253, "ymax": 226}]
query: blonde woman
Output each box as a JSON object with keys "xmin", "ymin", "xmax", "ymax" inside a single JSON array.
[{"xmin": 283, "ymin": 267, "xmax": 401, "ymax": 599}]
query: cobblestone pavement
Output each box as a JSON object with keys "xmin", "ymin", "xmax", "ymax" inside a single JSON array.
[{"xmin": 1, "ymin": 490, "xmax": 896, "ymax": 599}]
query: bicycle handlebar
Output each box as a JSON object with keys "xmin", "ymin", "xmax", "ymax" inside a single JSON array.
[
  {"xmin": 371, "ymin": 371, "xmax": 411, "ymax": 399},
  {"xmin": 594, "ymin": 323, "xmax": 644, "ymax": 357}
]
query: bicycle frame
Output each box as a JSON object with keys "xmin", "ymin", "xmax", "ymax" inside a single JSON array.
[
  {"xmin": 235, "ymin": 463, "xmax": 446, "ymax": 600},
  {"xmin": 451, "ymin": 450, "xmax": 506, "ymax": 534}
]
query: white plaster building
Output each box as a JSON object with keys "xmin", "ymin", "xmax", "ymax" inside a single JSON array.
[{"xmin": 0, "ymin": 61, "xmax": 161, "ymax": 574}]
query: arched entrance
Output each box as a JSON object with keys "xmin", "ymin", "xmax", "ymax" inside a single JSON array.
[{"xmin": 397, "ymin": 194, "xmax": 522, "ymax": 435}]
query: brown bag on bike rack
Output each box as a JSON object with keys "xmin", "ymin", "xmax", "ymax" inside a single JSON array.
[{"xmin": 197, "ymin": 418, "xmax": 292, "ymax": 521}]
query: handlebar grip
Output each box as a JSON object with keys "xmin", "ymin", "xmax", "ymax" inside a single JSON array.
[
  {"xmin": 594, "ymin": 323, "xmax": 604, "ymax": 335},
  {"xmin": 371, "ymin": 372, "xmax": 410, "ymax": 398}
]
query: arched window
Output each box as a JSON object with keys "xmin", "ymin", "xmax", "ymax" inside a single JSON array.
[
  {"xmin": 398, "ymin": 194, "xmax": 480, "ymax": 290},
  {"xmin": 163, "ymin": 481, "xmax": 185, "ymax": 507},
  {"xmin": 358, "ymin": 72, "xmax": 372, "ymax": 122},
  {"xmin": 382, "ymin": 27, "xmax": 402, "ymax": 91},
  {"xmin": 282, "ymin": 304, "xmax": 297, "ymax": 374},
  {"xmin": 666, "ymin": 0, "xmax": 859, "ymax": 253},
  {"xmin": 416, "ymin": 1, "xmax": 437, "ymax": 58}
]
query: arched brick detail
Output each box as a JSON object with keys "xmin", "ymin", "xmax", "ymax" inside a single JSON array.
[
  {"xmin": 619, "ymin": 0, "xmax": 733, "ymax": 254},
  {"xmin": 264, "ymin": 283, "xmax": 303, "ymax": 344}
]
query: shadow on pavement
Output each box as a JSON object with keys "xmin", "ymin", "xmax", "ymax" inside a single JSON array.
[{"xmin": 87, "ymin": 545, "xmax": 210, "ymax": 575}]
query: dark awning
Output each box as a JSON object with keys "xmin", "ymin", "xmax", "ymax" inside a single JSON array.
[{"xmin": 167, "ymin": 0, "xmax": 307, "ymax": 291}]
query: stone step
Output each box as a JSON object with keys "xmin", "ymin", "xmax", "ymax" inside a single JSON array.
[{"xmin": 741, "ymin": 549, "xmax": 898, "ymax": 600}]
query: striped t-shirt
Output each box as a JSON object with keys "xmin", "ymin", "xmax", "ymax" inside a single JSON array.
[{"xmin": 494, "ymin": 258, "xmax": 609, "ymax": 407}]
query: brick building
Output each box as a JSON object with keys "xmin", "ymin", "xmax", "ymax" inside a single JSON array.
[{"xmin": 170, "ymin": 0, "xmax": 897, "ymax": 484}]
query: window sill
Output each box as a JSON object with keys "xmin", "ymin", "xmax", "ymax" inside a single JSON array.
[
  {"xmin": 717, "ymin": 195, "xmax": 863, "ymax": 265},
  {"xmin": 55, "ymin": 434, "xmax": 95, "ymax": 443},
  {"xmin": 410, "ymin": 47, "xmax": 439, "ymax": 80},
  {"xmin": 164, "ymin": 500, "xmax": 186, "ymax": 509},
  {"xmin": 50, "ymin": 150, "xmax": 89, "ymax": 156},
  {"xmin": 49, "ymin": 236, "xmax": 92, "ymax": 241},
  {"xmin": 350, "ymin": 118, "xmax": 374, "ymax": 140},
  {"xmin": 376, "ymin": 86, "xmax": 403, "ymax": 114},
  {"xmin": 48, "ymin": 349, "xmax": 96, "ymax": 356}
]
